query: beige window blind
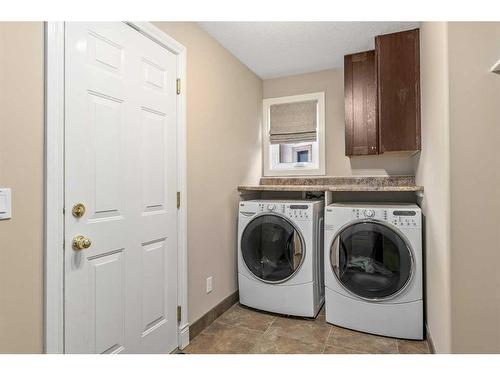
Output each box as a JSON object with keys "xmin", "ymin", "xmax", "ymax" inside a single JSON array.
[{"xmin": 269, "ymin": 100, "xmax": 318, "ymax": 144}]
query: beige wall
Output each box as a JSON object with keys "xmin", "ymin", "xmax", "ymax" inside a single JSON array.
[
  {"xmin": 263, "ymin": 69, "xmax": 416, "ymax": 176},
  {"xmin": 0, "ymin": 22, "xmax": 44, "ymax": 353},
  {"xmin": 153, "ymin": 22, "xmax": 262, "ymax": 324},
  {"xmin": 448, "ymin": 22, "xmax": 500, "ymax": 353},
  {"xmin": 415, "ymin": 22, "xmax": 452, "ymax": 353},
  {"xmin": 417, "ymin": 21, "xmax": 500, "ymax": 353}
]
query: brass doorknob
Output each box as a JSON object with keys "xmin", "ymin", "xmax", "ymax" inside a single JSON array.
[
  {"xmin": 73, "ymin": 235, "xmax": 92, "ymax": 251},
  {"xmin": 72, "ymin": 203, "xmax": 86, "ymax": 218}
]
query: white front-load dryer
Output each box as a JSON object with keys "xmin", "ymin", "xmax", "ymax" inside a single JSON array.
[
  {"xmin": 238, "ymin": 200, "xmax": 324, "ymax": 317},
  {"xmin": 324, "ymin": 203, "xmax": 423, "ymax": 339}
]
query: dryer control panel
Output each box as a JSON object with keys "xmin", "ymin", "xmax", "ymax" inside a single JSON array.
[
  {"xmin": 286, "ymin": 204, "xmax": 312, "ymax": 221},
  {"xmin": 351, "ymin": 207, "xmax": 421, "ymax": 228}
]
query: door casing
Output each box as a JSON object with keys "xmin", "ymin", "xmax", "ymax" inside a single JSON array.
[{"xmin": 44, "ymin": 21, "xmax": 188, "ymax": 354}]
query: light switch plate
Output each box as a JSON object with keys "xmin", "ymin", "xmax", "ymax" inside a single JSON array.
[{"xmin": 0, "ymin": 188, "xmax": 12, "ymax": 220}]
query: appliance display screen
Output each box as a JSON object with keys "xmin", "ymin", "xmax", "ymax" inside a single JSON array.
[{"xmin": 393, "ymin": 210, "xmax": 416, "ymax": 216}]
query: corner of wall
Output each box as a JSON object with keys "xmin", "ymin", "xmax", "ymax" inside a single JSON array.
[{"xmin": 416, "ymin": 21, "xmax": 452, "ymax": 354}]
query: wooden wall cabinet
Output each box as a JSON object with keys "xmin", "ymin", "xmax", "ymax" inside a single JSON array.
[
  {"xmin": 345, "ymin": 28, "xmax": 421, "ymax": 156},
  {"xmin": 376, "ymin": 29, "xmax": 421, "ymax": 153},
  {"xmin": 344, "ymin": 50, "xmax": 378, "ymax": 156}
]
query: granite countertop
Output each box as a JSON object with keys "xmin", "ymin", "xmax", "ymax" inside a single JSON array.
[{"xmin": 238, "ymin": 176, "xmax": 423, "ymax": 193}]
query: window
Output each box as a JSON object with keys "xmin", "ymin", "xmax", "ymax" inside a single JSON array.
[
  {"xmin": 296, "ymin": 150, "xmax": 309, "ymax": 163},
  {"xmin": 263, "ymin": 92, "xmax": 325, "ymax": 176}
]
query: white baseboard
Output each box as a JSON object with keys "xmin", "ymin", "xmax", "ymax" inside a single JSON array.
[
  {"xmin": 491, "ymin": 58, "xmax": 500, "ymax": 74},
  {"xmin": 179, "ymin": 323, "xmax": 190, "ymax": 350}
]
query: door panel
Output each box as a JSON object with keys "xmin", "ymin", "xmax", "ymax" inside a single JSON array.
[
  {"xmin": 376, "ymin": 29, "xmax": 421, "ymax": 153},
  {"xmin": 65, "ymin": 22, "xmax": 178, "ymax": 354},
  {"xmin": 90, "ymin": 33, "xmax": 123, "ymax": 72},
  {"xmin": 344, "ymin": 50, "xmax": 378, "ymax": 156},
  {"xmin": 141, "ymin": 239, "xmax": 167, "ymax": 335},
  {"xmin": 143, "ymin": 58, "xmax": 166, "ymax": 90},
  {"xmin": 90, "ymin": 250, "xmax": 125, "ymax": 354},
  {"xmin": 141, "ymin": 109, "xmax": 167, "ymax": 213},
  {"xmin": 89, "ymin": 93, "xmax": 125, "ymax": 219}
]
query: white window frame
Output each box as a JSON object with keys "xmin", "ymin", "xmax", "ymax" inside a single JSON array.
[{"xmin": 262, "ymin": 92, "xmax": 326, "ymax": 176}]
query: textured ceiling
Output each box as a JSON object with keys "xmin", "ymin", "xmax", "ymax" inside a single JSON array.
[{"xmin": 197, "ymin": 22, "xmax": 420, "ymax": 79}]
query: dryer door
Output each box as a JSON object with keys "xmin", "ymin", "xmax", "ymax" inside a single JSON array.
[
  {"xmin": 330, "ymin": 221, "xmax": 413, "ymax": 300},
  {"xmin": 241, "ymin": 214, "xmax": 305, "ymax": 283}
]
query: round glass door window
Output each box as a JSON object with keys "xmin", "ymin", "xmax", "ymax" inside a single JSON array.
[
  {"xmin": 330, "ymin": 221, "xmax": 413, "ymax": 300},
  {"xmin": 241, "ymin": 214, "xmax": 304, "ymax": 283}
]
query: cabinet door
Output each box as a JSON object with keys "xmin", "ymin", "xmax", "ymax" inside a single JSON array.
[
  {"xmin": 345, "ymin": 50, "xmax": 378, "ymax": 156},
  {"xmin": 376, "ymin": 28, "xmax": 421, "ymax": 153}
]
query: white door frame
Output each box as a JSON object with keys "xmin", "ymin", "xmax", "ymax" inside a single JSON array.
[{"xmin": 44, "ymin": 21, "xmax": 189, "ymax": 353}]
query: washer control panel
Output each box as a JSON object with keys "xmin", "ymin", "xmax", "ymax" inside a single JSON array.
[
  {"xmin": 256, "ymin": 202, "xmax": 286, "ymax": 214},
  {"xmin": 251, "ymin": 202, "xmax": 312, "ymax": 221},
  {"xmin": 351, "ymin": 207, "xmax": 421, "ymax": 228}
]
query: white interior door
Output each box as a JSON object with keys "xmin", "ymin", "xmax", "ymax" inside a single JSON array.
[{"xmin": 64, "ymin": 22, "xmax": 178, "ymax": 354}]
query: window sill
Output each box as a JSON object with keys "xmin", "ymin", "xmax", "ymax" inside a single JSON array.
[{"xmin": 263, "ymin": 167, "xmax": 326, "ymax": 177}]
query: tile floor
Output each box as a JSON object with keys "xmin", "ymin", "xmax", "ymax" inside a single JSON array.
[{"xmin": 180, "ymin": 303, "xmax": 431, "ymax": 354}]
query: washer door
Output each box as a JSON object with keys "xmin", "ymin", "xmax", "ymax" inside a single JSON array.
[
  {"xmin": 330, "ymin": 221, "xmax": 413, "ymax": 300},
  {"xmin": 241, "ymin": 214, "xmax": 305, "ymax": 283}
]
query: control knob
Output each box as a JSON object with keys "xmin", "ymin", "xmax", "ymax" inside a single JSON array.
[{"xmin": 364, "ymin": 209, "xmax": 375, "ymax": 218}]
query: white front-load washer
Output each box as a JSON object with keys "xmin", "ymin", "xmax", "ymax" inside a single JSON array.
[
  {"xmin": 238, "ymin": 200, "xmax": 324, "ymax": 317},
  {"xmin": 324, "ymin": 203, "xmax": 423, "ymax": 339}
]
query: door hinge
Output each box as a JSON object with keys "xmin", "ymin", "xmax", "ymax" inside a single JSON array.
[
  {"xmin": 176, "ymin": 78, "xmax": 181, "ymax": 95},
  {"xmin": 177, "ymin": 191, "xmax": 181, "ymax": 209},
  {"xmin": 177, "ymin": 305, "xmax": 182, "ymax": 323}
]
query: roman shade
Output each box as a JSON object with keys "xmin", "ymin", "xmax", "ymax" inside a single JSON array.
[{"xmin": 269, "ymin": 100, "xmax": 318, "ymax": 144}]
